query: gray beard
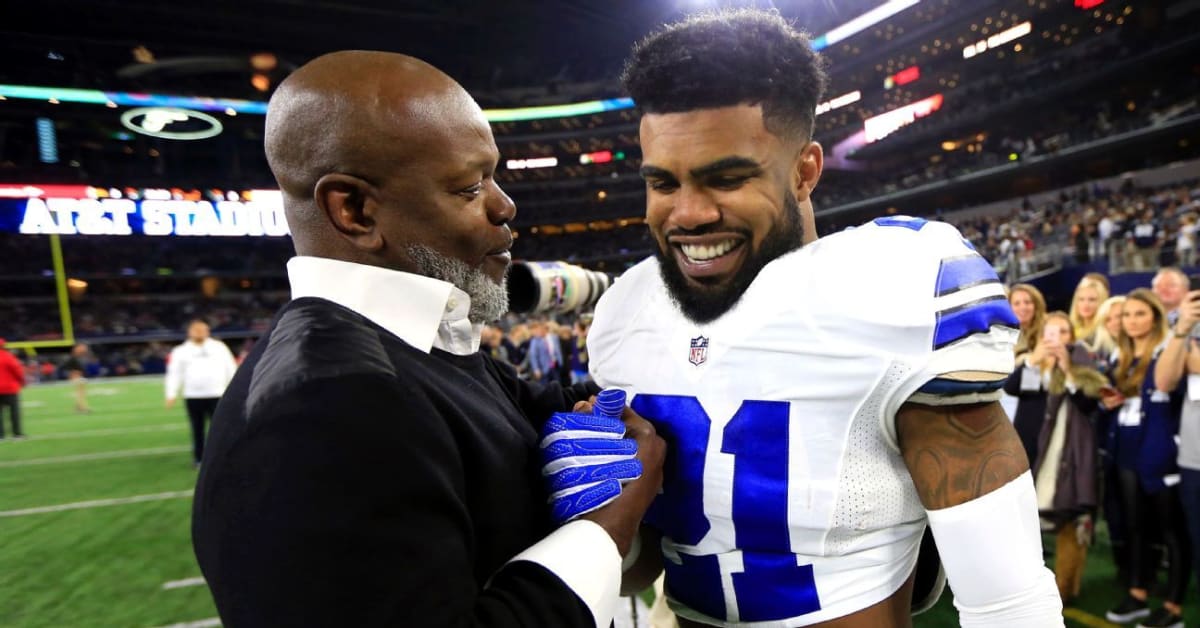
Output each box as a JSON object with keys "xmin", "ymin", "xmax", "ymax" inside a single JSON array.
[{"xmin": 404, "ymin": 244, "xmax": 509, "ymax": 324}]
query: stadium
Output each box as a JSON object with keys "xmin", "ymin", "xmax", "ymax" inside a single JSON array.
[{"xmin": 0, "ymin": 0, "xmax": 1198, "ymax": 626}]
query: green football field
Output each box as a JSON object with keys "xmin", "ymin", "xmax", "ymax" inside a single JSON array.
[{"xmin": 0, "ymin": 377, "xmax": 1195, "ymax": 627}]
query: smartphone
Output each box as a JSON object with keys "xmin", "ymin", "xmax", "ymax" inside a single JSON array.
[{"xmin": 1190, "ymin": 274, "xmax": 1200, "ymax": 291}]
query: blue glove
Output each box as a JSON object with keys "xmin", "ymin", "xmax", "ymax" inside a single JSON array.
[{"xmin": 540, "ymin": 389, "xmax": 640, "ymax": 523}]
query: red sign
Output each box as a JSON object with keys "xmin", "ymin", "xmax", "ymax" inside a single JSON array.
[
  {"xmin": 1075, "ymin": 0, "xmax": 1105, "ymax": 9},
  {"xmin": 893, "ymin": 65, "xmax": 920, "ymax": 87}
]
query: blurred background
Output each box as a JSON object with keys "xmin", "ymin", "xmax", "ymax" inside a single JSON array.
[{"xmin": 0, "ymin": 0, "xmax": 1197, "ymax": 626}]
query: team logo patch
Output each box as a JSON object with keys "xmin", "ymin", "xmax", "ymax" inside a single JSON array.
[{"xmin": 689, "ymin": 336, "xmax": 709, "ymax": 366}]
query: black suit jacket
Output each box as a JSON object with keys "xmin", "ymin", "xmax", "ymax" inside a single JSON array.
[{"xmin": 193, "ymin": 298, "xmax": 602, "ymax": 627}]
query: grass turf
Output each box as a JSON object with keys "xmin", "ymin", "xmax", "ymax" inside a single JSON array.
[{"xmin": 0, "ymin": 377, "xmax": 1195, "ymax": 627}]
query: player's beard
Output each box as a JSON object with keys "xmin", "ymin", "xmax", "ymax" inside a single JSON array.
[
  {"xmin": 404, "ymin": 244, "xmax": 510, "ymax": 324},
  {"xmin": 656, "ymin": 193, "xmax": 805, "ymax": 324}
]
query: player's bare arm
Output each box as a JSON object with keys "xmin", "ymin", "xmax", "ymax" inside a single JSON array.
[
  {"xmin": 896, "ymin": 400, "xmax": 1064, "ymax": 627},
  {"xmin": 896, "ymin": 401, "xmax": 1028, "ymax": 510}
]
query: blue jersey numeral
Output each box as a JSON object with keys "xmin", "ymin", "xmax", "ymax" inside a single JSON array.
[{"xmin": 631, "ymin": 394, "xmax": 822, "ymax": 622}]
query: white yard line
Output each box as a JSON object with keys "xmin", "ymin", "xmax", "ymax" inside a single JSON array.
[
  {"xmin": 32, "ymin": 406, "xmax": 175, "ymax": 425},
  {"xmin": 0, "ymin": 445, "xmax": 190, "ymax": 468},
  {"xmin": 24, "ymin": 424, "xmax": 185, "ymax": 441},
  {"xmin": 148, "ymin": 618, "xmax": 221, "ymax": 628},
  {"xmin": 0, "ymin": 489, "xmax": 193, "ymax": 518},
  {"xmin": 162, "ymin": 576, "xmax": 207, "ymax": 590}
]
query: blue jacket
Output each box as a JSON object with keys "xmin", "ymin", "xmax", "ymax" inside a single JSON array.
[{"xmin": 1103, "ymin": 352, "xmax": 1184, "ymax": 494}]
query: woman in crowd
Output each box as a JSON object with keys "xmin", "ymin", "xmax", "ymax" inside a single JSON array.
[
  {"xmin": 1030, "ymin": 311, "xmax": 1106, "ymax": 605},
  {"xmin": 1070, "ymin": 275, "xmax": 1111, "ymax": 347},
  {"xmin": 1088, "ymin": 295, "xmax": 1127, "ymax": 366},
  {"xmin": 1101, "ymin": 289, "xmax": 1189, "ymax": 628},
  {"xmin": 1010, "ymin": 283, "xmax": 1048, "ymax": 362}
]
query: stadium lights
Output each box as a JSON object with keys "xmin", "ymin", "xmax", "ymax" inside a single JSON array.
[
  {"xmin": 506, "ymin": 157, "xmax": 559, "ymax": 170},
  {"xmin": 864, "ymin": 94, "xmax": 944, "ymax": 143},
  {"xmin": 816, "ymin": 91, "xmax": 862, "ymax": 116},
  {"xmin": 0, "ymin": 84, "xmax": 269, "ymax": 114},
  {"xmin": 962, "ymin": 21, "xmax": 1033, "ymax": 59},
  {"xmin": 580, "ymin": 150, "xmax": 626, "ymax": 165},
  {"xmin": 0, "ymin": 83, "xmax": 637, "ymax": 123},
  {"xmin": 812, "ymin": 0, "xmax": 922, "ymax": 51}
]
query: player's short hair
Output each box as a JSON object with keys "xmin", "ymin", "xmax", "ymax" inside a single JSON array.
[{"xmin": 621, "ymin": 8, "xmax": 828, "ymax": 141}]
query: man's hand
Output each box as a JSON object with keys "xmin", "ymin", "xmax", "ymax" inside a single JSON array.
[
  {"xmin": 580, "ymin": 405, "xmax": 665, "ymax": 557},
  {"xmin": 165, "ymin": 397, "xmax": 176, "ymax": 409},
  {"xmin": 1175, "ymin": 290, "xmax": 1200, "ymax": 334}
]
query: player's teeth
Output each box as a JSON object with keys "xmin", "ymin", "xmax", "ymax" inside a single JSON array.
[{"xmin": 681, "ymin": 240, "xmax": 736, "ymax": 261}]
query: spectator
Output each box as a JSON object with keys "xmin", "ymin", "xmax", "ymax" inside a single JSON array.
[
  {"xmin": 1029, "ymin": 312, "xmax": 1105, "ymax": 605},
  {"xmin": 1155, "ymin": 285, "xmax": 1200, "ymax": 619},
  {"xmin": 1129, "ymin": 209, "xmax": 1161, "ymax": 272},
  {"xmin": 0, "ymin": 339, "xmax": 25, "ymax": 440},
  {"xmin": 1153, "ymin": 267, "xmax": 1189, "ymax": 326},
  {"xmin": 568, "ymin": 318, "xmax": 591, "ymax": 385},
  {"xmin": 527, "ymin": 319, "xmax": 562, "ymax": 383},
  {"xmin": 1100, "ymin": 289, "xmax": 1188, "ymax": 626},
  {"xmin": 164, "ymin": 319, "xmax": 239, "ymax": 467},
  {"xmin": 1177, "ymin": 213, "xmax": 1197, "ymax": 268},
  {"xmin": 1069, "ymin": 276, "xmax": 1110, "ymax": 346},
  {"xmin": 1087, "ymin": 296, "xmax": 1127, "ymax": 365},
  {"xmin": 1010, "ymin": 283, "xmax": 1048, "ymax": 362},
  {"xmin": 62, "ymin": 344, "xmax": 91, "ymax": 413}
]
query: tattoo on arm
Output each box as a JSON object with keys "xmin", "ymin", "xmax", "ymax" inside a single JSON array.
[{"xmin": 896, "ymin": 401, "xmax": 1029, "ymax": 510}]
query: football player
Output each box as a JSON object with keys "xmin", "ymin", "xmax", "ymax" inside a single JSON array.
[{"xmin": 587, "ymin": 9, "xmax": 1064, "ymax": 628}]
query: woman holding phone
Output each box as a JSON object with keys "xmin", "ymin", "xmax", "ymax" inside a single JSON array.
[
  {"xmin": 1100, "ymin": 289, "xmax": 1188, "ymax": 628},
  {"xmin": 1027, "ymin": 312, "xmax": 1106, "ymax": 604}
]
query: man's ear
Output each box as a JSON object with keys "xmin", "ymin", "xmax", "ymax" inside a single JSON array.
[
  {"xmin": 792, "ymin": 141, "xmax": 823, "ymax": 203},
  {"xmin": 313, "ymin": 174, "xmax": 382, "ymax": 251},
  {"xmin": 792, "ymin": 141, "xmax": 823, "ymax": 244}
]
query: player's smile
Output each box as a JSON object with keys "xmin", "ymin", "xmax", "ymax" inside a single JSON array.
[{"xmin": 669, "ymin": 234, "xmax": 748, "ymax": 281}]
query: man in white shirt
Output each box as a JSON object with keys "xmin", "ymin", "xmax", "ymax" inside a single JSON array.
[{"xmin": 165, "ymin": 319, "xmax": 237, "ymax": 466}]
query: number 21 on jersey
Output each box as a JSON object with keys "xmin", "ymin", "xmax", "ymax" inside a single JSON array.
[{"xmin": 631, "ymin": 394, "xmax": 822, "ymax": 623}]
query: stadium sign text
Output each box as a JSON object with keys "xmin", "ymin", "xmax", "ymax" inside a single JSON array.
[{"xmin": 16, "ymin": 196, "xmax": 290, "ymax": 237}]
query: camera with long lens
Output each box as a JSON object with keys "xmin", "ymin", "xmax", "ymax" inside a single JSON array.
[{"xmin": 507, "ymin": 261, "xmax": 613, "ymax": 314}]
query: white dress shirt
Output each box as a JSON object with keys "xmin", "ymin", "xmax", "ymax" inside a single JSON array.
[
  {"xmin": 287, "ymin": 256, "xmax": 482, "ymax": 356},
  {"xmin": 165, "ymin": 338, "xmax": 238, "ymax": 401}
]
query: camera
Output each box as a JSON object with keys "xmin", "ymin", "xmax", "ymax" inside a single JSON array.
[{"xmin": 507, "ymin": 261, "xmax": 613, "ymax": 314}]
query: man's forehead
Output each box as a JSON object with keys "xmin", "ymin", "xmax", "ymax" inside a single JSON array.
[{"xmin": 639, "ymin": 106, "xmax": 778, "ymax": 169}]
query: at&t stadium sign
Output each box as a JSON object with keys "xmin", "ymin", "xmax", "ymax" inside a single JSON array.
[{"xmin": 0, "ymin": 184, "xmax": 290, "ymax": 237}]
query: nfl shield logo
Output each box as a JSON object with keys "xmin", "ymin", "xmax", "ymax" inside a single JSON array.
[{"xmin": 689, "ymin": 336, "xmax": 709, "ymax": 366}]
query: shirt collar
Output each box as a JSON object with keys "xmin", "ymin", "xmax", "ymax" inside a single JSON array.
[{"xmin": 286, "ymin": 256, "xmax": 482, "ymax": 355}]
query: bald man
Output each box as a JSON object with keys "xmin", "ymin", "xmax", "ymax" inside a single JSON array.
[{"xmin": 192, "ymin": 51, "xmax": 664, "ymax": 628}]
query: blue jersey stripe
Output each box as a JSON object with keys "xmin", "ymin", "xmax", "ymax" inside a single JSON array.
[
  {"xmin": 935, "ymin": 254, "xmax": 1000, "ymax": 297},
  {"xmin": 917, "ymin": 377, "xmax": 1006, "ymax": 397},
  {"xmin": 873, "ymin": 216, "xmax": 928, "ymax": 231},
  {"xmin": 933, "ymin": 296, "xmax": 1019, "ymax": 349}
]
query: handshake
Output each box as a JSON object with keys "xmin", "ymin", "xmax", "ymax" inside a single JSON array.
[{"xmin": 539, "ymin": 389, "xmax": 666, "ymax": 555}]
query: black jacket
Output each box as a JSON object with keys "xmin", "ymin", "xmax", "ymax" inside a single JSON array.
[{"xmin": 193, "ymin": 298, "xmax": 601, "ymax": 627}]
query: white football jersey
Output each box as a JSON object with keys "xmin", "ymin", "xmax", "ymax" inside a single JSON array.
[{"xmin": 589, "ymin": 217, "xmax": 1019, "ymax": 627}]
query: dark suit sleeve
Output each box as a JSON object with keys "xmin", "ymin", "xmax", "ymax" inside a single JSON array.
[
  {"xmin": 483, "ymin": 354, "xmax": 600, "ymax": 426},
  {"xmin": 193, "ymin": 373, "xmax": 616, "ymax": 628}
]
